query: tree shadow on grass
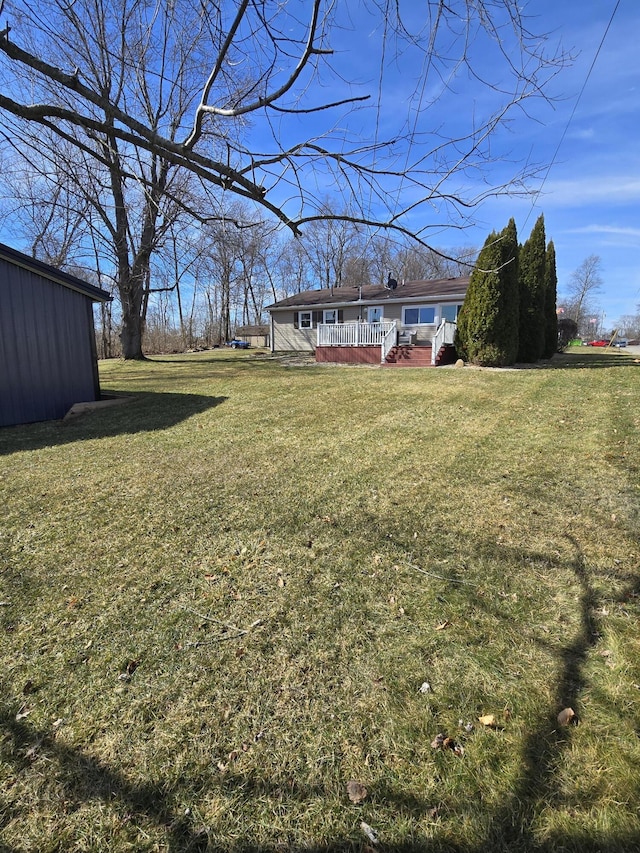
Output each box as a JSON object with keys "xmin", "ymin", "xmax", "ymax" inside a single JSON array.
[
  {"xmin": 464, "ymin": 536, "xmax": 604, "ymax": 853},
  {"xmin": 350, "ymin": 517, "xmax": 640, "ymax": 852},
  {"xmin": 2, "ymin": 521, "xmax": 639, "ymax": 852},
  {"xmin": 2, "ymin": 563, "xmax": 640, "ymax": 853},
  {"xmin": 0, "ymin": 707, "xmax": 211, "ymax": 852},
  {"xmin": 0, "ymin": 709, "xmax": 437, "ymax": 853},
  {"xmin": 0, "ymin": 392, "xmax": 227, "ymax": 456}
]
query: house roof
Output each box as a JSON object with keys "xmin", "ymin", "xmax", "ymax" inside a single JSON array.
[
  {"xmin": 0, "ymin": 242, "xmax": 112, "ymax": 302},
  {"xmin": 236, "ymin": 324, "xmax": 270, "ymax": 336},
  {"xmin": 266, "ymin": 276, "xmax": 469, "ymax": 311}
]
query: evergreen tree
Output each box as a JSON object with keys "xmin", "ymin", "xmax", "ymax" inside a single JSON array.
[
  {"xmin": 455, "ymin": 219, "xmax": 519, "ymax": 366},
  {"xmin": 543, "ymin": 240, "xmax": 558, "ymax": 358},
  {"xmin": 499, "ymin": 218, "xmax": 520, "ymax": 364},
  {"xmin": 517, "ymin": 214, "xmax": 547, "ymax": 362}
]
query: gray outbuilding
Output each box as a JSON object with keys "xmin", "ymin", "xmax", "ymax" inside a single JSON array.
[{"xmin": 0, "ymin": 242, "xmax": 112, "ymax": 427}]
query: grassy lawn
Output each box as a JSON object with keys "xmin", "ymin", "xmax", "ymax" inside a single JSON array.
[{"xmin": 1, "ymin": 348, "xmax": 639, "ymax": 852}]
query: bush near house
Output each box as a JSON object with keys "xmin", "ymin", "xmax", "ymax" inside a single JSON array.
[
  {"xmin": 455, "ymin": 218, "xmax": 519, "ymax": 366},
  {"xmin": 517, "ymin": 214, "xmax": 547, "ymax": 363},
  {"xmin": 543, "ymin": 240, "xmax": 559, "ymax": 358}
]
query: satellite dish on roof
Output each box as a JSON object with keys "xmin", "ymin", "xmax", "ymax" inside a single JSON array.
[{"xmin": 385, "ymin": 274, "xmax": 398, "ymax": 290}]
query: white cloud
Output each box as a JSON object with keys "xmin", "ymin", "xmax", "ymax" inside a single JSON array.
[
  {"xmin": 565, "ymin": 225, "xmax": 640, "ymax": 238},
  {"xmin": 541, "ymin": 176, "xmax": 640, "ymax": 207},
  {"xmin": 569, "ymin": 128, "xmax": 595, "ymax": 140}
]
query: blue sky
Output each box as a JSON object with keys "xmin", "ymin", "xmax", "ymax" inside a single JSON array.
[
  {"xmin": 404, "ymin": 0, "xmax": 638, "ymax": 324},
  {"xmin": 1, "ymin": 1, "xmax": 636, "ymax": 326},
  {"xmin": 259, "ymin": 0, "xmax": 639, "ymax": 325},
  {"xmin": 479, "ymin": 0, "xmax": 639, "ymax": 326}
]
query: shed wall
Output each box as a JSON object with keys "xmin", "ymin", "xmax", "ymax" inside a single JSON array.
[{"xmin": 1, "ymin": 260, "xmax": 100, "ymax": 427}]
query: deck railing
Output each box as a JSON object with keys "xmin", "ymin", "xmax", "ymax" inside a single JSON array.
[
  {"xmin": 317, "ymin": 320, "xmax": 396, "ymax": 348},
  {"xmin": 431, "ymin": 319, "xmax": 457, "ymax": 364},
  {"xmin": 381, "ymin": 322, "xmax": 398, "ymax": 363}
]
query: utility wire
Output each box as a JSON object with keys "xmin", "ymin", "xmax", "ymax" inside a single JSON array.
[{"xmin": 523, "ymin": 0, "xmax": 621, "ymax": 230}]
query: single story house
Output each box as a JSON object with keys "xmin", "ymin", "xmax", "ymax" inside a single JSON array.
[
  {"xmin": 266, "ymin": 276, "xmax": 469, "ymax": 366},
  {"xmin": 0, "ymin": 242, "xmax": 112, "ymax": 427},
  {"xmin": 235, "ymin": 324, "xmax": 270, "ymax": 348}
]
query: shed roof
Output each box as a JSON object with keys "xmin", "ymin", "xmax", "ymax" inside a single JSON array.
[
  {"xmin": 236, "ymin": 324, "xmax": 270, "ymax": 336},
  {"xmin": 267, "ymin": 276, "xmax": 469, "ymax": 311},
  {"xmin": 0, "ymin": 242, "xmax": 112, "ymax": 302}
]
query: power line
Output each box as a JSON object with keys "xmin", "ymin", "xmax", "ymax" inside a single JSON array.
[{"xmin": 523, "ymin": 0, "xmax": 622, "ymax": 230}]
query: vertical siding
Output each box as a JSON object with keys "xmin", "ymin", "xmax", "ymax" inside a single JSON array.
[{"xmin": 0, "ymin": 260, "xmax": 100, "ymax": 427}]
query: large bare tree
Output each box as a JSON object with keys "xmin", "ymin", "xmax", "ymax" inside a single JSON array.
[
  {"xmin": 562, "ymin": 254, "xmax": 604, "ymax": 337},
  {"xmin": 0, "ymin": 0, "xmax": 567, "ymax": 358}
]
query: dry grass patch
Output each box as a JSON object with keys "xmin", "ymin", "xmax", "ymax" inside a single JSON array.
[{"xmin": 1, "ymin": 349, "xmax": 639, "ymax": 852}]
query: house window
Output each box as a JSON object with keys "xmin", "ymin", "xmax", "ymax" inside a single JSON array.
[
  {"xmin": 368, "ymin": 306, "xmax": 383, "ymax": 323},
  {"xmin": 403, "ymin": 305, "xmax": 435, "ymax": 325},
  {"xmin": 323, "ymin": 309, "xmax": 338, "ymax": 324},
  {"xmin": 298, "ymin": 311, "xmax": 312, "ymax": 329},
  {"xmin": 440, "ymin": 304, "xmax": 462, "ymax": 322}
]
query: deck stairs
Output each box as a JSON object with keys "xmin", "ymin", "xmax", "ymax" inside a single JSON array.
[
  {"xmin": 383, "ymin": 345, "xmax": 432, "ymax": 367},
  {"xmin": 383, "ymin": 344, "xmax": 457, "ymax": 367}
]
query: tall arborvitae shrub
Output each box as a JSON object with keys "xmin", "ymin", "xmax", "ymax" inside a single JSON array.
[
  {"xmin": 517, "ymin": 214, "xmax": 547, "ymax": 363},
  {"xmin": 543, "ymin": 239, "xmax": 558, "ymax": 358},
  {"xmin": 455, "ymin": 219, "xmax": 519, "ymax": 366},
  {"xmin": 498, "ymin": 218, "xmax": 520, "ymax": 364}
]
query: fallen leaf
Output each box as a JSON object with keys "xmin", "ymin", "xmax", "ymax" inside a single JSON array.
[
  {"xmin": 435, "ymin": 620, "xmax": 450, "ymax": 630},
  {"xmin": 431, "ymin": 733, "xmax": 463, "ymax": 755},
  {"xmin": 442, "ymin": 737, "xmax": 461, "ymax": 754},
  {"xmin": 478, "ymin": 714, "xmax": 498, "ymax": 728},
  {"xmin": 125, "ymin": 659, "xmax": 140, "ymax": 675},
  {"xmin": 15, "ymin": 705, "xmax": 32, "ymax": 722},
  {"xmin": 25, "ymin": 743, "xmax": 41, "ymax": 760},
  {"xmin": 277, "ymin": 576, "xmax": 285, "ymax": 588},
  {"xmin": 557, "ymin": 707, "xmax": 576, "ymax": 726},
  {"xmin": 346, "ymin": 780, "xmax": 368, "ymax": 804},
  {"xmin": 360, "ymin": 821, "xmax": 378, "ymax": 845},
  {"xmin": 418, "ymin": 681, "xmax": 432, "ymax": 694}
]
